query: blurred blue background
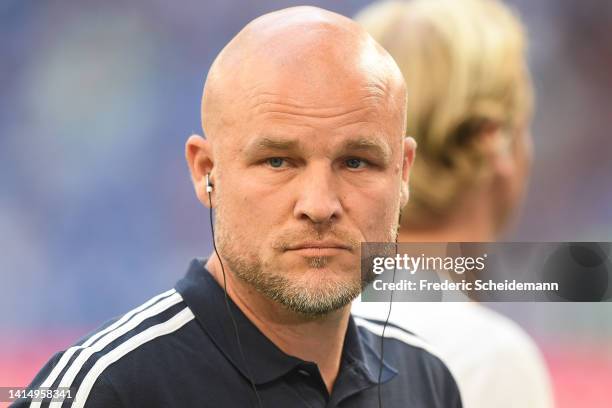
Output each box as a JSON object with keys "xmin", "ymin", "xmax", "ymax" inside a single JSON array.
[{"xmin": 1, "ymin": 1, "xmax": 611, "ymax": 406}]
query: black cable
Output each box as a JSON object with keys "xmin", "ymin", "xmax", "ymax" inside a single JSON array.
[
  {"xmin": 208, "ymin": 190, "xmax": 264, "ymax": 408},
  {"xmin": 377, "ymin": 243, "xmax": 397, "ymax": 408}
]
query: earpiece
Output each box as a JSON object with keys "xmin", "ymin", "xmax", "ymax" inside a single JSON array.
[
  {"xmin": 207, "ymin": 179, "xmax": 263, "ymax": 408},
  {"xmin": 206, "ymin": 173, "xmax": 213, "ymax": 193}
]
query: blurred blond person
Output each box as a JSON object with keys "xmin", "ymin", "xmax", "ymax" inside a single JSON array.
[{"xmin": 352, "ymin": 0, "xmax": 555, "ymax": 407}]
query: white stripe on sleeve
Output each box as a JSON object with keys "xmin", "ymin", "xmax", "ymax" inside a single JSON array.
[
  {"xmin": 69, "ymin": 307, "xmax": 195, "ymax": 408},
  {"xmin": 30, "ymin": 291, "xmax": 183, "ymax": 408},
  {"xmin": 353, "ymin": 316, "xmax": 445, "ymax": 361},
  {"xmin": 30, "ymin": 288, "xmax": 177, "ymax": 408}
]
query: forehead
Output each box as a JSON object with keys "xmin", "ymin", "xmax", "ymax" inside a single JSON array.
[
  {"xmin": 219, "ymin": 68, "xmax": 402, "ymax": 147},
  {"xmin": 247, "ymin": 83, "xmax": 391, "ymax": 125},
  {"xmin": 230, "ymin": 93, "xmax": 398, "ymax": 158},
  {"xmin": 242, "ymin": 41, "xmax": 395, "ymax": 104}
]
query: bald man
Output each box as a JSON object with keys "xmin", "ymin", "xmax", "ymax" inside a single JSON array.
[{"xmin": 16, "ymin": 7, "xmax": 461, "ymax": 408}]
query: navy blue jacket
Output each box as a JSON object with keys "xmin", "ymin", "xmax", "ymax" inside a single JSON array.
[{"xmin": 14, "ymin": 259, "xmax": 462, "ymax": 407}]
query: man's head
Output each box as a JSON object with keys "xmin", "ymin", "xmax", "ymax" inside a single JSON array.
[
  {"xmin": 186, "ymin": 6, "xmax": 414, "ymax": 317},
  {"xmin": 357, "ymin": 0, "xmax": 534, "ymax": 236}
]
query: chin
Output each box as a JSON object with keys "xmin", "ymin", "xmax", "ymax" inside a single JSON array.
[
  {"xmin": 296, "ymin": 258, "xmax": 359, "ymax": 284},
  {"xmin": 292, "ymin": 271, "xmax": 360, "ymax": 300}
]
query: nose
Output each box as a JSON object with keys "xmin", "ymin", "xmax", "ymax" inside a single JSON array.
[{"xmin": 293, "ymin": 164, "xmax": 343, "ymax": 225}]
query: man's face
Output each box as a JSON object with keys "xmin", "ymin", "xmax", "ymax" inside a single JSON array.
[{"xmin": 205, "ymin": 54, "xmax": 410, "ymax": 317}]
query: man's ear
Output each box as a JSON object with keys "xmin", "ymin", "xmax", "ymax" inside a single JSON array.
[
  {"xmin": 400, "ymin": 136, "xmax": 417, "ymax": 208},
  {"xmin": 185, "ymin": 134, "xmax": 214, "ymax": 208}
]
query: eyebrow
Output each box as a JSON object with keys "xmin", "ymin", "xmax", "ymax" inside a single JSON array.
[
  {"xmin": 242, "ymin": 135, "xmax": 392, "ymax": 163},
  {"xmin": 253, "ymin": 137, "xmax": 299, "ymax": 151},
  {"xmin": 340, "ymin": 137, "xmax": 392, "ymax": 163},
  {"xmin": 241, "ymin": 137, "xmax": 300, "ymax": 158}
]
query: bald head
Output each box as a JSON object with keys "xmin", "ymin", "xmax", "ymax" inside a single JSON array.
[{"xmin": 201, "ymin": 6, "xmax": 407, "ymax": 140}]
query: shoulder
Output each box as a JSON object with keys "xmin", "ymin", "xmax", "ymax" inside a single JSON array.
[
  {"xmin": 449, "ymin": 305, "xmax": 554, "ymax": 408},
  {"xmin": 353, "ymin": 314, "xmax": 463, "ymax": 408},
  {"xmin": 353, "ymin": 301, "xmax": 553, "ymax": 408},
  {"xmin": 415, "ymin": 302, "xmax": 551, "ymax": 378},
  {"xmin": 23, "ymin": 288, "xmax": 198, "ymax": 408},
  {"xmin": 353, "ymin": 300, "xmax": 548, "ymax": 368},
  {"xmin": 352, "ymin": 301, "xmax": 454, "ymax": 372},
  {"xmin": 353, "ymin": 314, "xmax": 445, "ymax": 361}
]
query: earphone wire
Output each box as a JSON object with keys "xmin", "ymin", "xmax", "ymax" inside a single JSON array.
[
  {"xmin": 208, "ymin": 189, "xmax": 264, "ymax": 408},
  {"xmin": 377, "ymin": 242, "xmax": 397, "ymax": 408}
]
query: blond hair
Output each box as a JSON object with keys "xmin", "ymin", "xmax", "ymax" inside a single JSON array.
[{"xmin": 356, "ymin": 0, "xmax": 533, "ymax": 225}]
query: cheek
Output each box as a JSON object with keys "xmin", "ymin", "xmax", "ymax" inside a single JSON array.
[
  {"xmin": 218, "ymin": 179, "xmax": 290, "ymax": 239},
  {"xmin": 344, "ymin": 183, "xmax": 401, "ymax": 240}
]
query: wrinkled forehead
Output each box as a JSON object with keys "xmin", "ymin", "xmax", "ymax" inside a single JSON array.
[
  {"xmin": 220, "ymin": 74, "xmax": 403, "ymax": 162},
  {"xmin": 226, "ymin": 47, "xmax": 403, "ymax": 137}
]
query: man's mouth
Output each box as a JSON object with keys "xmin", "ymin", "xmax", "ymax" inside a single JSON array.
[{"xmin": 284, "ymin": 241, "xmax": 352, "ymax": 256}]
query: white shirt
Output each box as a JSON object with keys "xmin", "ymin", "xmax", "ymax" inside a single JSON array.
[{"xmin": 352, "ymin": 300, "xmax": 555, "ymax": 408}]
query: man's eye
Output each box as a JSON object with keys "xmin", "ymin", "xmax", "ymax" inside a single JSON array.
[
  {"xmin": 267, "ymin": 157, "xmax": 286, "ymax": 168},
  {"xmin": 345, "ymin": 158, "xmax": 367, "ymax": 169}
]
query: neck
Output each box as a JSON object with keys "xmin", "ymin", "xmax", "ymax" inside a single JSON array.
[
  {"xmin": 400, "ymin": 188, "xmax": 497, "ymax": 242},
  {"xmin": 205, "ymin": 255, "xmax": 350, "ymax": 393}
]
